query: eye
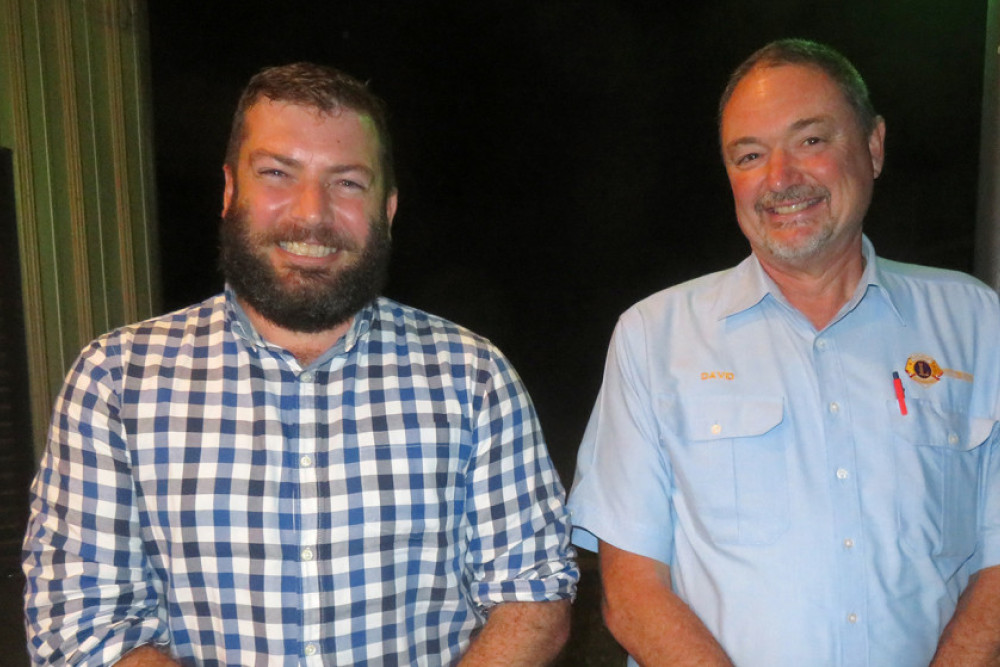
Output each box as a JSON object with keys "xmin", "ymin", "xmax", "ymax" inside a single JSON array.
[
  {"xmin": 258, "ymin": 168, "xmax": 289, "ymax": 178},
  {"xmin": 335, "ymin": 178, "xmax": 370, "ymax": 192},
  {"xmin": 803, "ymin": 136, "xmax": 823, "ymax": 146},
  {"xmin": 734, "ymin": 152, "xmax": 760, "ymax": 166}
]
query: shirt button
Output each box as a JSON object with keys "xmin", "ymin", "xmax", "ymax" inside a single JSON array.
[
  {"xmin": 711, "ymin": 423, "xmax": 722, "ymax": 435},
  {"xmin": 304, "ymin": 643, "xmax": 318, "ymax": 656},
  {"xmin": 847, "ymin": 613, "xmax": 858, "ymax": 624},
  {"xmin": 301, "ymin": 548, "xmax": 314, "ymax": 561},
  {"xmin": 843, "ymin": 538, "xmax": 855, "ymax": 549},
  {"xmin": 829, "ymin": 402, "xmax": 840, "ymax": 414},
  {"xmin": 300, "ymin": 455, "xmax": 313, "ymax": 468},
  {"xmin": 836, "ymin": 468, "xmax": 849, "ymax": 480},
  {"xmin": 300, "ymin": 371, "xmax": 315, "ymax": 382},
  {"xmin": 816, "ymin": 339, "xmax": 827, "ymax": 350},
  {"xmin": 948, "ymin": 432, "xmax": 959, "ymax": 445}
]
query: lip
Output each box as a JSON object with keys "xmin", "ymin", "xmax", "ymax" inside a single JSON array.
[
  {"xmin": 279, "ymin": 240, "xmax": 338, "ymax": 258},
  {"xmin": 763, "ymin": 196, "xmax": 825, "ymax": 217},
  {"xmin": 274, "ymin": 241, "xmax": 345, "ymax": 267}
]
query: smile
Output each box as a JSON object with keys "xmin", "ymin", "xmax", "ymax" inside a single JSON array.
[
  {"xmin": 279, "ymin": 241, "xmax": 338, "ymax": 258},
  {"xmin": 766, "ymin": 197, "xmax": 824, "ymax": 215}
]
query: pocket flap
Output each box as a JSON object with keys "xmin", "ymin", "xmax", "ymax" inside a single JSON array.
[
  {"xmin": 682, "ymin": 395, "xmax": 784, "ymax": 441},
  {"xmin": 890, "ymin": 398, "xmax": 997, "ymax": 451}
]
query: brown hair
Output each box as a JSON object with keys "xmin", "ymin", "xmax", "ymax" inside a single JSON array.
[
  {"xmin": 719, "ymin": 39, "xmax": 879, "ymax": 136},
  {"xmin": 226, "ymin": 62, "xmax": 396, "ymax": 192}
]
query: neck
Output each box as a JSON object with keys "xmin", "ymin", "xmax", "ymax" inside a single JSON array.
[
  {"xmin": 238, "ymin": 298, "xmax": 353, "ymax": 366},
  {"xmin": 758, "ymin": 242, "xmax": 866, "ymax": 331}
]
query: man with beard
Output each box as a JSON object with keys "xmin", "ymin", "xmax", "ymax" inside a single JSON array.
[
  {"xmin": 23, "ymin": 63, "xmax": 577, "ymax": 666},
  {"xmin": 568, "ymin": 39, "xmax": 1000, "ymax": 666}
]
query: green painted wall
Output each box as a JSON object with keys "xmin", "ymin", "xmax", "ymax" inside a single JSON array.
[{"xmin": 0, "ymin": 0, "xmax": 160, "ymax": 457}]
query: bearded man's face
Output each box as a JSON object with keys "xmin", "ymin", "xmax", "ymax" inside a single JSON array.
[{"xmin": 220, "ymin": 101, "xmax": 397, "ymax": 332}]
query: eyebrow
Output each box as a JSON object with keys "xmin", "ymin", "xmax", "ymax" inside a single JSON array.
[
  {"xmin": 789, "ymin": 116, "xmax": 831, "ymax": 132},
  {"xmin": 725, "ymin": 115, "xmax": 833, "ymax": 150},
  {"xmin": 248, "ymin": 149, "xmax": 376, "ymax": 179}
]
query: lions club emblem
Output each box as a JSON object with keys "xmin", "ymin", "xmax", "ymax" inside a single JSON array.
[{"xmin": 905, "ymin": 354, "xmax": 943, "ymax": 386}]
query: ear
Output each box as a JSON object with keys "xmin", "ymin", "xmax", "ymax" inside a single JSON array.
[
  {"xmin": 385, "ymin": 189, "xmax": 399, "ymax": 227},
  {"xmin": 222, "ymin": 164, "xmax": 235, "ymax": 217},
  {"xmin": 868, "ymin": 116, "xmax": 886, "ymax": 179}
]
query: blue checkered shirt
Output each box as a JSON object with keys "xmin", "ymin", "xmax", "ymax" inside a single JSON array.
[{"xmin": 23, "ymin": 290, "xmax": 578, "ymax": 666}]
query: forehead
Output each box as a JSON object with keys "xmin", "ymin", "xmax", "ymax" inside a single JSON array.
[
  {"xmin": 721, "ymin": 64, "xmax": 855, "ymax": 142},
  {"xmin": 241, "ymin": 99, "xmax": 381, "ymax": 161}
]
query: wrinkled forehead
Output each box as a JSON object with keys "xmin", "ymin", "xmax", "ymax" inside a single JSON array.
[
  {"xmin": 721, "ymin": 64, "xmax": 855, "ymax": 140},
  {"xmin": 242, "ymin": 101, "xmax": 387, "ymax": 177},
  {"xmin": 722, "ymin": 63, "xmax": 862, "ymax": 137}
]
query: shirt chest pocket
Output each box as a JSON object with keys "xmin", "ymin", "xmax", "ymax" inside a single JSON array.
[
  {"xmin": 890, "ymin": 399, "xmax": 995, "ymax": 560},
  {"xmin": 358, "ymin": 412, "xmax": 466, "ymax": 546},
  {"xmin": 671, "ymin": 394, "xmax": 787, "ymax": 546}
]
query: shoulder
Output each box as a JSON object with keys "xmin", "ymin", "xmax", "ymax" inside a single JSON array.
[
  {"xmin": 366, "ymin": 298, "xmax": 533, "ymax": 406},
  {"xmin": 616, "ymin": 265, "xmax": 740, "ymax": 337},
  {"xmin": 368, "ymin": 297, "xmax": 509, "ymax": 366},
  {"xmin": 876, "ymin": 258, "xmax": 999, "ymax": 313},
  {"xmin": 631, "ymin": 267, "xmax": 737, "ymax": 313},
  {"xmin": 58, "ymin": 294, "xmax": 225, "ymax": 397},
  {"xmin": 878, "ymin": 256, "xmax": 993, "ymax": 289},
  {"xmin": 82, "ymin": 294, "xmax": 228, "ymax": 364}
]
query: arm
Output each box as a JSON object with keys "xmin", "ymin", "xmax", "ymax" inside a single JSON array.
[
  {"xmin": 599, "ymin": 541, "xmax": 733, "ymax": 667},
  {"xmin": 459, "ymin": 600, "xmax": 571, "ymax": 666},
  {"xmin": 23, "ymin": 340, "xmax": 168, "ymax": 664},
  {"xmin": 931, "ymin": 564, "xmax": 1000, "ymax": 666},
  {"xmin": 461, "ymin": 348, "xmax": 578, "ymax": 658},
  {"xmin": 114, "ymin": 645, "xmax": 181, "ymax": 666}
]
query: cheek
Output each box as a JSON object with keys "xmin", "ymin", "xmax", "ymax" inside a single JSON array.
[
  {"xmin": 803, "ymin": 153, "xmax": 850, "ymax": 187},
  {"xmin": 242, "ymin": 190, "xmax": 294, "ymax": 224},
  {"xmin": 728, "ymin": 175, "xmax": 760, "ymax": 210},
  {"xmin": 334, "ymin": 199, "xmax": 377, "ymax": 232}
]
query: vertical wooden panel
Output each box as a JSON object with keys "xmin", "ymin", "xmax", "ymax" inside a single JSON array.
[
  {"xmin": 0, "ymin": 0, "xmax": 53, "ymax": 457},
  {"xmin": 0, "ymin": 0, "xmax": 160, "ymax": 457}
]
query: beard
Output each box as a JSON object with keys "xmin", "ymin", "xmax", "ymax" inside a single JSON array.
[
  {"xmin": 754, "ymin": 184, "xmax": 835, "ymax": 262},
  {"xmin": 219, "ymin": 204, "xmax": 392, "ymax": 333}
]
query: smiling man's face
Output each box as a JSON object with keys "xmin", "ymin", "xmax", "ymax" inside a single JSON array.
[
  {"xmin": 220, "ymin": 99, "xmax": 397, "ymax": 332},
  {"xmin": 721, "ymin": 63, "xmax": 885, "ymax": 273}
]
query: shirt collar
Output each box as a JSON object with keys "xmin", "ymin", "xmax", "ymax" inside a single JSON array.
[
  {"xmin": 224, "ymin": 286, "xmax": 377, "ymax": 364},
  {"xmin": 714, "ymin": 235, "xmax": 905, "ymax": 325}
]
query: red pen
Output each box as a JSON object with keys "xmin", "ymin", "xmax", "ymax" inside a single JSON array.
[{"xmin": 893, "ymin": 371, "xmax": 907, "ymax": 415}]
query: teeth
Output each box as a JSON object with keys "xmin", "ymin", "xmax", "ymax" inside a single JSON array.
[
  {"xmin": 280, "ymin": 241, "xmax": 337, "ymax": 258},
  {"xmin": 772, "ymin": 200, "xmax": 813, "ymax": 214}
]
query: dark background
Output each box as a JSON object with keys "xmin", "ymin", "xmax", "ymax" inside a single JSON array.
[
  {"xmin": 4, "ymin": 3, "xmax": 988, "ymax": 666},
  {"xmin": 148, "ymin": 0, "xmax": 987, "ymax": 494}
]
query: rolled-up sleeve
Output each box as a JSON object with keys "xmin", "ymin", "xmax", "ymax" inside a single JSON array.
[
  {"xmin": 23, "ymin": 337, "xmax": 167, "ymax": 666},
  {"xmin": 462, "ymin": 350, "xmax": 578, "ymax": 609}
]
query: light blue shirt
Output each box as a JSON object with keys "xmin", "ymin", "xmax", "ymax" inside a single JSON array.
[{"xmin": 569, "ymin": 237, "xmax": 1000, "ymax": 666}]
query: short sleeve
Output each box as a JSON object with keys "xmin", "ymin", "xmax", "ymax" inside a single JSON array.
[{"xmin": 568, "ymin": 309, "xmax": 675, "ymax": 563}]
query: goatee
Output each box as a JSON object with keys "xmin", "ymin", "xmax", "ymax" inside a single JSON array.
[{"xmin": 219, "ymin": 205, "xmax": 391, "ymax": 333}]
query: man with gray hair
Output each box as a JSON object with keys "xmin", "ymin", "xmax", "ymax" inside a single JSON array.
[
  {"xmin": 24, "ymin": 62, "xmax": 577, "ymax": 666},
  {"xmin": 569, "ymin": 39, "xmax": 1000, "ymax": 665}
]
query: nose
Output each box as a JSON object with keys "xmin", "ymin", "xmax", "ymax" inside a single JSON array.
[
  {"xmin": 289, "ymin": 179, "xmax": 328, "ymax": 223},
  {"xmin": 766, "ymin": 149, "xmax": 801, "ymax": 190}
]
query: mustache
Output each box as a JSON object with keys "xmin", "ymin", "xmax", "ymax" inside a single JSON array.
[{"xmin": 755, "ymin": 185, "xmax": 828, "ymax": 211}]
